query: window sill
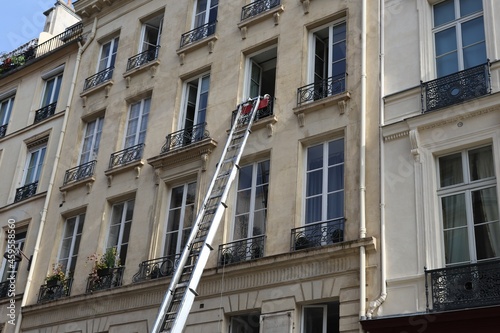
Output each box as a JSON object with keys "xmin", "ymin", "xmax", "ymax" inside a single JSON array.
[
  {"xmin": 176, "ymin": 35, "xmax": 218, "ymax": 65},
  {"xmin": 104, "ymin": 159, "xmax": 144, "ymax": 186},
  {"xmin": 237, "ymin": 5, "xmax": 285, "ymax": 39},
  {"xmin": 123, "ymin": 59, "xmax": 160, "ymax": 88},
  {"xmin": 80, "ymin": 80, "xmax": 114, "ymax": 107},
  {"xmin": 147, "ymin": 137, "xmax": 218, "ymax": 171},
  {"xmin": 293, "ymin": 91, "xmax": 350, "ymax": 127}
]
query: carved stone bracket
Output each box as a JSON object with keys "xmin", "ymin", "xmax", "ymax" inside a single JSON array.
[
  {"xmin": 105, "ymin": 84, "xmax": 111, "ymax": 97},
  {"xmin": 125, "ymin": 76, "xmax": 131, "ymax": 88},
  {"xmin": 81, "ymin": 95, "xmax": 87, "ymax": 108},
  {"xmin": 296, "ymin": 113, "xmax": 305, "ymax": 127},
  {"xmin": 149, "ymin": 64, "xmax": 158, "ymax": 78},
  {"xmin": 266, "ymin": 123, "xmax": 274, "ymax": 137},
  {"xmin": 300, "ymin": 0, "xmax": 311, "ymax": 14},
  {"xmin": 107, "ymin": 175, "xmax": 113, "ymax": 187},
  {"xmin": 201, "ymin": 153, "xmax": 209, "ymax": 172},
  {"xmin": 61, "ymin": 191, "xmax": 67, "ymax": 203},
  {"xmin": 409, "ymin": 129, "xmax": 420, "ymax": 162},
  {"xmin": 273, "ymin": 12, "xmax": 280, "ymax": 25},
  {"xmin": 240, "ymin": 26, "xmax": 248, "ymax": 40},
  {"xmin": 86, "ymin": 182, "xmax": 93, "ymax": 194},
  {"xmin": 92, "ymin": 4, "xmax": 101, "ymax": 12},
  {"xmin": 135, "ymin": 166, "xmax": 141, "ymax": 178},
  {"xmin": 178, "ymin": 52, "xmax": 185, "ymax": 65},
  {"xmin": 338, "ymin": 99, "xmax": 347, "ymax": 115},
  {"xmin": 208, "ymin": 40, "xmax": 216, "ymax": 54}
]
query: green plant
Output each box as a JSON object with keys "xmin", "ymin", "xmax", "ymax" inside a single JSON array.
[
  {"xmin": 45, "ymin": 263, "xmax": 66, "ymax": 283},
  {"xmin": 87, "ymin": 247, "xmax": 120, "ymax": 270}
]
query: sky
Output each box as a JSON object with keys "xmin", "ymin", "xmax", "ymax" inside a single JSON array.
[{"xmin": 0, "ymin": 0, "xmax": 56, "ymax": 54}]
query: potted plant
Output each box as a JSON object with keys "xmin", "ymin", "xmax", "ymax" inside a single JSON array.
[
  {"xmin": 45, "ymin": 263, "xmax": 66, "ymax": 287},
  {"xmin": 87, "ymin": 247, "xmax": 120, "ymax": 278}
]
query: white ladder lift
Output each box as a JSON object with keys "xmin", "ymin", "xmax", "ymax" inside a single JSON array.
[{"xmin": 151, "ymin": 96, "xmax": 265, "ymax": 333}]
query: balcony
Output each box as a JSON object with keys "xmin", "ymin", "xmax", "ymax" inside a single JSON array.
[
  {"xmin": 421, "ymin": 62, "xmax": 491, "ymax": 113},
  {"xmin": 231, "ymin": 98, "xmax": 274, "ymax": 126},
  {"xmin": 37, "ymin": 278, "xmax": 72, "ymax": 303},
  {"xmin": 161, "ymin": 123, "xmax": 210, "ymax": 154},
  {"xmin": 180, "ymin": 21, "xmax": 217, "ymax": 49},
  {"xmin": 425, "ymin": 259, "xmax": 500, "ymax": 312},
  {"xmin": 133, "ymin": 253, "xmax": 181, "ymax": 282},
  {"xmin": 34, "ymin": 102, "xmax": 57, "ymax": 124},
  {"xmin": 126, "ymin": 46, "xmax": 160, "ymax": 71},
  {"xmin": 14, "ymin": 181, "xmax": 38, "ymax": 203},
  {"xmin": 297, "ymin": 74, "xmax": 347, "ymax": 107},
  {"xmin": 241, "ymin": 0, "xmax": 281, "ymax": 20},
  {"xmin": 218, "ymin": 235, "xmax": 265, "ymax": 267},
  {"xmin": 0, "ymin": 23, "xmax": 83, "ymax": 76},
  {"xmin": 109, "ymin": 144, "xmax": 144, "ymax": 169},
  {"xmin": 83, "ymin": 67, "xmax": 114, "ymax": 91},
  {"xmin": 63, "ymin": 160, "xmax": 96, "ymax": 185},
  {"xmin": 86, "ymin": 267, "xmax": 124, "ymax": 293},
  {"xmin": 0, "ymin": 124, "xmax": 7, "ymax": 138},
  {"xmin": 291, "ymin": 218, "xmax": 344, "ymax": 251}
]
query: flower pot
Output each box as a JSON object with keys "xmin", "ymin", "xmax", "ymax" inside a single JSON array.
[
  {"xmin": 97, "ymin": 268, "xmax": 111, "ymax": 277},
  {"xmin": 46, "ymin": 279, "xmax": 61, "ymax": 287}
]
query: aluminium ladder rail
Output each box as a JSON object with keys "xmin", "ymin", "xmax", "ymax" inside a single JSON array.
[{"xmin": 151, "ymin": 96, "xmax": 264, "ymax": 333}]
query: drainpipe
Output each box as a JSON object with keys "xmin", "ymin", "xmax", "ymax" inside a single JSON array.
[
  {"xmin": 15, "ymin": 17, "xmax": 97, "ymax": 333},
  {"xmin": 359, "ymin": 0, "xmax": 368, "ymax": 327},
  {"xmin": 367, "ymin": 0, "xmax": 387, "ymax": 319}
]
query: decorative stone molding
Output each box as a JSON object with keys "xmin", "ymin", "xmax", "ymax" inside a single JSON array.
[
  {"xmin": 104, "ymin": 160, "xmax": 144, "ymax": 186},
  {"xmin": 237, "ymin": 4, "xmax": 285, "ymax": 39},
  {"xmin": 147, "ymin": 138, "xmax": 218, "ymax": 170},
  {"xmin": 293, "ymin": 91, "xmax": 350, "ymax": 127},
  {"xmin": 384, "ymin": 130, "xmax": 409, "ymax": 142},
  {"xmin": 178, "ymin": 52, "xmax": 185, "ymax": 65},
  {"xmin": 240, "ymin": 26, "xmax": 248, "ymax": 39},
  {"xmin": 80, "ymin": 81, "xmax": 114, "ymax": 106},
  {"xmin": 409, "ymin": 129, "xmax": 420, "ymax": 162},
  {"xmin": 208, "ymin": 40, "xmax": 216, "ymax": 54},
  {"xmin": 273, "ymin": 12, "xmax": 281, "ymax": 25},
  {"xmin": 201, "ymin": 153, "xmax": 208, "ymax": 171},
  {"xmin": 59, "ymin": 176, "xmax": 95, "ymax": 194},
  {"xmin": 123, "ymin": 60, "xmax": 160, "ymax": 87},
  {"xmin": 176, "ymin": 35, "xmax": 218, "ymax": 64},
  {"xmin": 300, "ymin": 0, "xmax": 311, "ymax": 14}
]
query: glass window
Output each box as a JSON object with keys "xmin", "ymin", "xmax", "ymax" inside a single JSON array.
[
  {"xmin": 433, "ymin": 0, "xmax": 486, "ymax": 77},
  {"xmin": 233, "ymin": 160, "xmax": 269, "ymax": 240},
  {"xmin": 305, "ymin": 138, "xmax": 344, "ymax": 224},
  {"xmin": 23, "ymin": 145, "xmax": 46, "ymax": 185},
  {"xmin": 302, "ymin": 302, "xmax": 339, "ymax": 333},
  {"xmin": 80, "ymin": 117, "xmax": 104, "ymax": 164},
  {"xmin": 125, "ymin": 98, "xmax": 150, "ymax": 148},
  {"xmin": 164, "ymin": 182, "xmax": 197, "ymax": 256},
  {"xmin": 107, "ymin": 199, "xmax": 135, "ymax": 266},
  {"xmin": 0, "ymin": 96, "xmax": 14, "ymax": 127},
  {"xmin": 98, "ymin": 37, "xmax": 119, "ymax": 73},
  {"xmin": 230, "ymin": 312, "xmax": 260, "ymax": 333},
  {"xmin": 0, "ymin": 231, "xmax": 27, "ymax": 283},
  {"xmin": 194, "ymin": 0, "xmax": 218, "ymax": 28},
  {"xmin": 58, "ymin": 213, "xmax": 85, "ymax": 276},
  {"xmin": 141, "ymin": 15, "xmax": 163, "ymax": 53},
  {"xmin": 179, "ymin": 74, "xmax": 210, "ymax": 144},
  {"xmin": 438, "ymin": 145, "xmax": 499, "ymax": 265},
  {"xmin": 41, "ymin": 74, "xmax": 62, "ymax": 107}
]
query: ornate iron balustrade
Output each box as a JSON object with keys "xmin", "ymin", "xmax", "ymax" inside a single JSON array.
[
  {"xmin": 231, "ymin": 99, "xmax": 274, "ymax": 126},
  {"xmin": 0, "ymin": 280, "xmax": 10, "ymax": 298},
  {"xmin": 425, "ymin": 259, "xmax": 500, "ymax": 312},
  {"xmin": 421, "ymin": 62, "xmax": 491, "ymax": 113},
  {"xmin": 63, "ymin": 160, "xmax": 96, "ymax": 185},
  {"xmin": 109, "ymin": 143, "xmax": 144, "ymax": 169},
  {"xmin": 133, "ymin": 253, "xmax": 182, "ymax": 282},
  {"xmin": 37, "ymin": 278, "xmax": 72, "ymax": 303},
  {"xmin": 161, "ymin": 123, "xmax": 210, "ymax": 154},
  {"xmin": 34, "ymin": 102, "xmax": 57, "ymax": 123},
  {"xmin": 14, "ymin": 181, "xmax": 38, "ymax": 203},
  {"xmin": 180, "ymin": 21, "xmax": 217, "ymax": 48},
  {"xmin": 241, "ymin": 0, "xmax": 281, "ymax": 20},
  {"xmin": 0, "ymin": 124, "xmax": 7, "ymax": 138},
  {"xmin": 126, "ymin": 46, "xmax": 160, "ymax": 71},
  {"xmin": 297, "ymin": 74, "xmax": 347, "ymax": 107},
  {"xmin": 83, "ymin": 67, "xmax": 114, "ymax": 91},
  {"xmin": 218, "ymin": 235, "xmax": 265, "ymax": 267},
  {"xmin": 291, "ymin": 218, "xmax": 344, "ymax": 251},
  {"xmin": 86, "ymin": 267, "xmax": 124, "ymax": 293},
  {"xmin": 0, "ymin": 23, "xmax": 83, "ymax": 76}
]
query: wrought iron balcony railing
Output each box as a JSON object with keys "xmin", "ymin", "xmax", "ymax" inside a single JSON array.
[
  {"xmin": 37, "ymin": 278, "xmax": 72, "ymax": 303},
  {"xmin": 83, "ymin": 67, "xmax": 114, "ymax": 91},
  {"xmin": 180, "ymin": 21, "xmax": 217, "ymax": 48},
  {"xmin": 291, "ymin": 218, "xmax": 344, "ymax": 251},
  {"xmin": 126, "ymin": 46, "xmax": 160, "ymax": 71},
  {"xmin": 34, "ymin": 102, "xmax": 57, "ymax": 123},
  {"xmin": 63, "ymin": 160, "xmax": 96, "ymax": 185},
  {"xmin": 241, "ymin": 0, "xmax": 281, "ymax": 20},
  {"xmin": 425, "ymin": 259, "xmax": 500, "ymax": 312},
  {"xmin": 421, "ymin": 62, "xmax": 491, "ymax": 113},
  {"xmin": 0, "ymin": 23, "xmax": 83, "ymax": 76},
  {"xmin": 0, "ymin": 124, "xmax": 7, "ymax": 138},
  {"xmin": 109, "ymin": 144, "xmax": 144, "ymax": 169},
  {"xmin": 0, "ymin": 280, "xmax": 9, "ymax": 299},
  {"xmin": 218, "ymin": 235, "xmax": 265, "ymax": 267},
  {"xmin": 161, "ymin": 122, "xmax": 210, "ymax": 154},
  {"xmin": 231, "ymin": 98, "xmax": 274, "ymax": 126},
  {"xmin": 14, "ymin": 181, "xmax": 38, "ymax": 203},
  {"xmin": 86, "ymin": 267, "xmax": 124, "ymax": 293},
  {"xmin": 297, "ymin": 74, "xmax": 347, "ymax": 107},
  {"xmin": 133, "ymin": 253, "xmax": 181, "ymax": 282}
]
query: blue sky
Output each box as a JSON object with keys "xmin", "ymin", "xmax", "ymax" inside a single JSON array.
[{"xmin": 0, "ymin": 0, "xmax": 56, "ymax": 54}]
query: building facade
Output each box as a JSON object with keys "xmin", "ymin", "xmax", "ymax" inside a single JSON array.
[
  {"xmin": 362, "ymin": 0, "xmax": 500, "ymax": 332},
  {"xmin": 1, "ymin": 0, "xmax": 383, "ymax": 332}
]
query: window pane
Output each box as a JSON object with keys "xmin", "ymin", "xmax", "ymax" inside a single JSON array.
[
  {"xmin": 444, "ymin": 227, "xmax": 470, "ymax": 264},
  {"xmin": 439, "ymin": 153, "xmax": 463, "ymax": 187},
  {"xmin": 328, "ymin": 165, "xmax": 344, "ymax": 192},
  {"xmin": 475, "ymin": 221, "xmax": 500, "ymax": 261},
  {"xmin": 463, "ymin": 42, "xmax": 486, "ymax": 69},
  {"xmin": 441, "ymin": 194, "xmax": 467, "ymax": 229},
  {"xmin": 328, "ymin": 139, "xmax": 344, "ymax": 166},
  {"xmin": 327, "ymin": 191, "xmax": 344, "ymax": 219},
  {"xmin": 236, "ymin": 189, "xmax": 251, "ymax": 214},
  {"xmin": 252, "ymin": 210, "xmax": 266, "ymax": 236},
  {"xmin": 434, "ymin": 0, "xmax": 455, "ymax": 27},
  {"xmin": 435, "ymin": 27, "xmax": 457, "ymax": 56},
  {"xmin": 460, "ymin": 0, "xmax": 482, "ymax": 17},
  {"xmin": 238, "ymin": 165, "xmax": 253, "ymax": 190},
  {"xmin": 306, "ymin": 196, "xmax": 322, "ymax": 224},
  {"xmin": 256, "ymin": 160, "xmax": 270, "ymax": 185},
  {"xmin": 234, "ymin": 215, "xmax": 249, "ymax": 240},
  {"xmin": 254, "ymin": 185, "xmax": 268, "ymax": 210},
  {"xmin": 436, "ymin": 52, "xmax": 459, "ymax": 77},
  {"xmin": 462, "ymin": 17, "xmax": 485, "ymax": 47},
  {"xmin": 230, "ymin": 313, "xmax": 260, "ymax": 333},
  {"xmin": 304, "ymin": 307, "xmax": 324, "ymax": 333},
  {"xmin": 307, "ymin": 170, "xmax": 322, "ymax": 196},
  {"xmin": 307, "ymin": 144, "xmax": 323, "ymax": 170},
  {"xmin": 468, "ymin": 146, "xmax": 494, "ymax": 181},
  {"xmin": 471, "ymin": 187, "xmax": 499, "ymax": 225}
]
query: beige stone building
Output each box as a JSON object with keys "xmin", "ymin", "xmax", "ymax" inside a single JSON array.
[
  {"xmin": 2, "ymin": 0, "xmax": 382, "ymax": 332},
  {"xmin": 362, "ymin": 1, "xmax": 500, "ymax": 332}
]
